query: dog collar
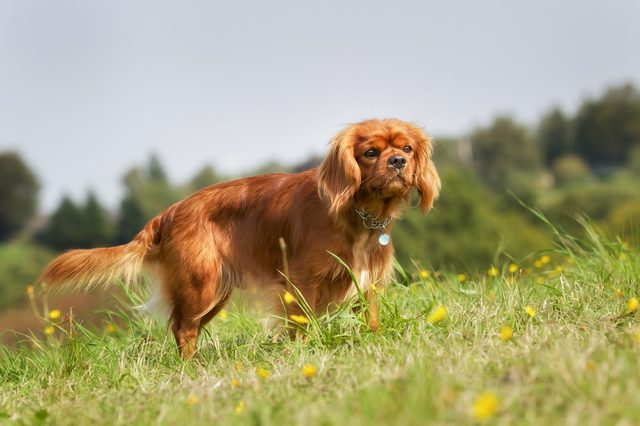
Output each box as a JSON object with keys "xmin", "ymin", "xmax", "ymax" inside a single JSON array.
[{"xmin": 355, "ymin": 208, "xmax": 391, "ymax": 246}]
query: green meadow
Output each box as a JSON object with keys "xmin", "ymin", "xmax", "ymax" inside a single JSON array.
[{"xmin": 1, "ymin": 220, "xmax": 639, "ymax": 425}]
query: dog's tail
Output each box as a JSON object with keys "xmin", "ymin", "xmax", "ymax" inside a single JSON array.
[{"xmin": 38, "ymin": 214, "xmax": 164, "ymax": 290}]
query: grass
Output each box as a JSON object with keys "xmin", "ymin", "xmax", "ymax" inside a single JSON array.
[{"xmin": 1, "ymin": 223, "xmax": 639, "ymax": 425}]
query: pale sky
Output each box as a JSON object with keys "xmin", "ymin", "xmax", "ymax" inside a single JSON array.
[{"xmin": 1, "ymin": 0, "xmax": 638, "ymax": 211}]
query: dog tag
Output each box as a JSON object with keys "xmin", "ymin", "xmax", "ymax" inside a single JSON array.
[{"xmin": 378, "ymin": 233, "xmax": 390, "ymax": 246}]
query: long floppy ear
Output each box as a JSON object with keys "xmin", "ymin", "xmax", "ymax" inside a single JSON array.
[
  {"xmin": 318, "ymin": 127, "xmax": 361, "ymax": 217},
  {"xmin": 408, "ymin": 124, "xmax": 441, "ymax": 212}
]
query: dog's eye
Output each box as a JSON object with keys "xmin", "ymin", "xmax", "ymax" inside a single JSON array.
[
  {"xmin": 403, "ymin": 145, "xmax": 413, "ymax": 153},
  {"xmin": 364, "ymin": 149, "xmax": 380, "ymax": 158}
]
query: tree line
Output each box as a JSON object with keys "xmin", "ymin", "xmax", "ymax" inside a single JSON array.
[{"xmin": 1, "ymin": 82, "xmax": 639, "ymax": 259}]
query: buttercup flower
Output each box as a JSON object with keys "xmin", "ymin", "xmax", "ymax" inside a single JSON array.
[
  {"xmin": 289, "ymin": 314, "xmax": 310, "ymax": 324},
  {"xmin": 525, "ymin": 306, "xmax": 536, "ymax": 317},
  {"xmin": 487, "ymin": 267, "xmax": 499, "ymax": 277},
  {"xmin": 428, "ymin": 305, "xmax": 447, "ymax": 323},
  {"xmin": 255, "ymin": 367, "xmax": 271, "ymax": 379},
  {"xmin": 283, "ymin": 291, "xmax": 296, "ymax": 304},
  {"xmin": 628, "ymin": 297, "xmax": 639, "ymax": 313},
  {"xmin": 302, "ymin": 364, "xmax": 317, "ymax": 378},
  {"xmin": 499, "ymin": 326, "xmax": 513, "ymax": 341},
  {"xmin": 508, "ymin": 264, "xmax": 519, "ymax": 274},
  {"xmin": 457, "ymin": 274, "xmax": 467, "ymax": 283},
  {"xmin": 48, "ymin": 309, "xmax": 61, "ymax": 320},
  {"xmin": 472, "ymin": 392, "xmax": 499, "ymax": 421}
]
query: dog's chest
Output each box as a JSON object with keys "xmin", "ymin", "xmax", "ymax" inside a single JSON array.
[{"xmin": 350, "ymin": 232, "xmax": 385, "ymax": 289}]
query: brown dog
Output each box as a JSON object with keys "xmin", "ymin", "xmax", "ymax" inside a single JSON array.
[{"xmin": 38, "ymin": 118, "xmax": 440, "ymax": 357}]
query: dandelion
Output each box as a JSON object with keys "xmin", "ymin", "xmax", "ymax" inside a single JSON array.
[
  {"xmin": 43, "ymin": 326, "xmax": 55, "ymax": 335},
  {"xmin": 420, "ymin": 270, "xmax": 430, "ymax": 279},
  {"xmin": 106, "ymin": 323, "xmax": 117, "ymax": 334},
  {"xmin": 283, "ymin": 291, "xmax": 296, "ymax": 304},
  {"xmin": 234, "ymin": 400, "xmax": 245, "ymax": 414},
  {"xmin": 615, "ymin": 289, "xmax": 625, "ymax": 298},
  {"xmin": 186, "ymin": 394, "xmax": 199, "ymax": 406},
  {"xmin": 255, "ymin": 367, "xmax": 270, "ymax": 379},
  {"xmin": 218, "ymin": 310, "xmax": 228, "ymax": 321},
  {"xmin": 427, "ymin": 305, "xmax": 447, "ymax": 323},
  {"xmin": 540, "ymin": 255, "xmax": 551, "ymax": 265},
  {"xmin": 487, "ymin": 267, "xmax": 499, "ymax": 277},
  {"xmin": 525, "ymin": 306, "xmax": 536, "ymax": 317},
  {"xmin": 302, "ymin": 364, "xmax": 317, "ymax": 378},
  {"xmin": 48, "ymin": 309, "xmax": 61, "ymax": 320},
  {"xmin": 499, "ymin": 326, "xmax": 513, "ymax": 341},
  {"xmin": 457, "ymin": 274, "xmax": 467, "ymax": 283},
  {"xmin": 508, "ymin": 263, "xmax": 519, "ymax": 274},
  {"xmin": 289, "ymin": 314, "xmax": 310, "ymax": 324},
  {"xmin": 628, "ymin": 297, "xmax": 639, "ymax": 313},
  {"xmin": 230, "ymin": 378, "xmax": 240, "ymax": 388},
  {"xmin": 472, "ymin": 392, "xmax": 499, "ymax": 421}
]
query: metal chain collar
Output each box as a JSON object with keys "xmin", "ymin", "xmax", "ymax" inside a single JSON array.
[{"xmin": 355, "ymin": 208, "xmax": 391, "ymax": 231}]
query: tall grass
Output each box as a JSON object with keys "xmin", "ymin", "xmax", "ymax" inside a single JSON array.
[{"xmin": 0, "ymin": 221, "xmax": 638, "ymax": 425}]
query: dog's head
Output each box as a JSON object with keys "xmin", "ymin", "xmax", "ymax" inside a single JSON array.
[{"xmin": 318, "ymin": 118, "xmax": 440, "ymax": 217}]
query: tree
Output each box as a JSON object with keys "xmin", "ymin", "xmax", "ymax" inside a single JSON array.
[
  {"xmin": 470, "ymin": 116, "xmax": 542, "ymax": 197},
  {"xmin": 0, "ymin": 152, "xmax": 40, "ymax": 241},
  {"xmin": 38, "ymin": 196, "xmax": 86, "ymax": 250},
  {"xmin": 115, "ymin": 195, "xmax": 146, "ymax": 244},
  {"xmin": 81, "ymin": 191, "xmax": 113, "ymax": 247},
  {"xmin": 537, "ymin": 107, "xmax": 574, "ymax": 165},
  {"xmin": 190, "ymin": 165, "xmax": 222, "ymax": 191},
  {"xmin": 575, "ymin": 83, "xmax": 640, "ymax": 168}
]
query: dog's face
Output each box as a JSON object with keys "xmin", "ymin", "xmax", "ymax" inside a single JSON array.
[{"xmin": 319, "ymin": 118, "xmax": 440, "ymax": 216}]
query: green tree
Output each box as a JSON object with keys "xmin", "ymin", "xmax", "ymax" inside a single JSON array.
[
  {"xmin": 115, "ymin": 195, "xmax": 146, "ymax": 244},
  {"xmin": 38, "ymin": 196, "xmax": 86, "ymax": 250},
  {"xmin": 575, "ymin": 83, "xmax": 640, "ymax": 167},
  {"xmin": 81, "ymin": 191, "xmax": 113, "ymax": 247},
  {"xmin": 190, "ymin": 165, "xmax": 222, "ymax": 191},
  {"xmin": 538, "ymin": 107, "xmax": 574, "ymax": 165},
  {"xmin": 470, "ymin": 116, "xmax": 542, "ymax": 198},
  {"xmin": 0, "ymin": 152, "xmax": 40, "ymax": 241}
]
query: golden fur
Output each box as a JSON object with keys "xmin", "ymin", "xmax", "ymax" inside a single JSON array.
[{"xmin": 38, "ymin": 118, "xmax": 440, "ymax": 357}]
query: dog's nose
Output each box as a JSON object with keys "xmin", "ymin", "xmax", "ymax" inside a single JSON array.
[{"xmin": 388, "ymin": 155, "xmax": 407, "ymax": 170}]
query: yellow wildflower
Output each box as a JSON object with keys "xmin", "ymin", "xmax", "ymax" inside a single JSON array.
[
  {"xmin": 487, "ymin": 267, "xmax": 499, "ymax": 277},
  {"xmin": 427, "ymin": 305, "xmax": 447, "ymax": 323},
  {"xmin": 540, "ymin": 255, "xmax": 551, "ymax": 265},
  {"xmin": 218, "ymin": 310, "xmax": 228, "ymax": 321},
  {"xmin": 615, "ymin": 289, "xmax": 625, "ymax": 298},
  {"xmin": 525, "ymin": 306, "xmax": 536, "ymax": 317},
  {"xmin": 508, "ymin": 263, "xmax": 519, "ymax": 274},
  {"xmin": 302, "ymin": 364, "xmax": 317, "ymax": 378},
  {"xmin": 230, "ymin": 378, "xmax": 240, "ymax": 388},
  {"xmin": 48, "ymin": 309, "xmax": 61, "ymax": 320},
  {"xmin": 43, "ymin": 326, "xmax": 55, "ymax": 335},
  {"xmin": 628, "ymin": 297, "xmax": 639, "ymax": 313},
  {"xmin": 499, "ymin": 326, "xmax": 513, "ymax": 341},
  {"xmin": 234, "ymin": 400, "xmax": 245, "ymax": 414},
  {"xmin": 420, "ymin": 270, "xmax": 430, "ymax": 279},
  {"xmin": 255, "ymin": 367, "xmax": 270, "ymax": 379},
  {"xmin": 457, "ymin": 274, "xmax": 467, "ymax": 283},
  {"xmin": 534, "ymin": 260, "xmax": 543, "ymax": 268},
  {"xmin": 283, "ymin": 291, "xmax": 296, "ymax": 304},
  {"xmin": 186, "ymin": 394, "xmax": 199, "ymax": 406},
  {"xmin": 289, "ymin": 314, "xmax": 310, "ymax": 324},
  {"xmin": 472, "ymin": 392, "xmax": 499, "ymax": 421},
  {"xmin": 106, "ymin": 323, "xmax": 117, "ymax": 334}
]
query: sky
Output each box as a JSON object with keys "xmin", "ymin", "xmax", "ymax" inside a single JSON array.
[{"xmin": 1, "ymin": 0, "xmax": 639, "ymax": 212}]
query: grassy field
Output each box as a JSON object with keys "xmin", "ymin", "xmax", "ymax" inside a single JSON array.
[{"xmin": 1, "ymin": 221, "xmax": 639, "ymax": 425}]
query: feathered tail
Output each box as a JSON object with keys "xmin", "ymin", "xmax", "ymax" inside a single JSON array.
[{"xmin": 38, "ymin": 214, "xmax": 163, "ymax": 290}]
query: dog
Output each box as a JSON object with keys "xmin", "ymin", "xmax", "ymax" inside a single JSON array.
[{"xmin": 38, "ymin": 118, "xmax": 440, "ymax": 358}]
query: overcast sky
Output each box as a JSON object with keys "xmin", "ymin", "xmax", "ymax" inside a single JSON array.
[{"xmin": 1, "ymin": 0, "xmax": 638, "ymax": 212}]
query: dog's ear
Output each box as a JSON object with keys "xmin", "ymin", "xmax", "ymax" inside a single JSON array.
[
  {"xmin": 408, "ymin": 124, "xmax": 441, "ymax": 212},
  {"xmin": 318, "ymin": 126, "xmax": 361, "ymax": 217}
]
